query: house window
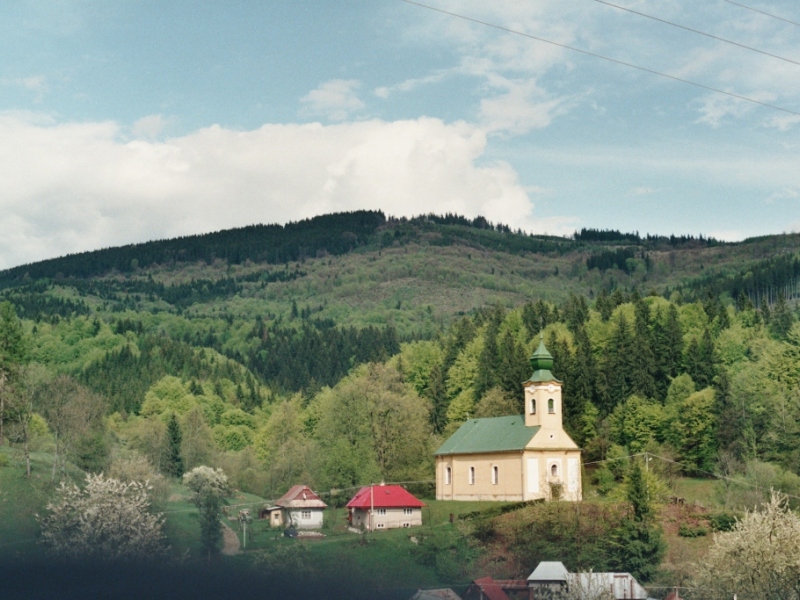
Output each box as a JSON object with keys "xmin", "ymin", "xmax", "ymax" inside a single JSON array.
[
  {"xmin": 376, "ymin": 508, "xmax": 386, "ymax": 516},
  {"xmin": 469, "ymin": 466, "xmax": 476, "ymax": 485},
  {"xmin": 403, "ymin": 508, "xmax": 414, "ymax": 515},
  {"xmin": 530, "ymin": 398, "xmax": 536, "ymax": 414},
  {"xmin": 548, "ymin": 398, "xmax": 555, "ymax": 413},
  {"xmin": 445, "ymin": 466, "xmax": 452, "ymax": 485},
  {"xmin": 551, "ymin": 464, "xmax": 558, "ymax": 477},
  {"xmin": 492, "ymin": 465, "xmax": 499, "ymax": 485},
  {"xmin": 301, "ymin": 510, "xmax": 311, "ymax": 519}
]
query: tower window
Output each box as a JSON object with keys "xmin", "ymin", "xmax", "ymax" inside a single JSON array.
[
  {"xmin": 492, "ymin": 466, "xmax": 499, "ymax": 485},
  {"xmin": 469, "ymin": 466, "xmax": 475, "ymax": 485},
  {"xmin": 445, "ymin": 466, "xmax": 452, "ymax": 485},
  {"xmin": 548, "ymin": 398, "xmax": 555, "ymax": 414},
  {"xmin": 530, "ymin": 399, "xmax": 536, "ymax": 414}
]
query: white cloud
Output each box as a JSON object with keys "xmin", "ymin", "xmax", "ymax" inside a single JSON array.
[
  {"xmin": 0, "ymin": 114, "xmax": 560, "ymax": 270},
  {"xmin": 300, "ymin": 79, "xmax": 365, "ymax": 121},
  {"xmin": 479, "ymin": 77, "xmax": 571, "ymax": 134},
  {"xmin": 374, "ymin": 73, "xmax": 446, "ymax": 99},
  {"xmin": 131, "ymin": 114, "xmax": 170, "ymax": 139}
]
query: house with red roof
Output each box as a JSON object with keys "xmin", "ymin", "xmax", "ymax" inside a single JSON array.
[
  {"xmin": 346, "ymin": 484, "xmax": 425, "ymax": 531},
  {"xmin": 263, "ymin": 484, "xmax": 327, "ymax": 530}
]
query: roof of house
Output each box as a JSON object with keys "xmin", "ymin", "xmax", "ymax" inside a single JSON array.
[
  {"xmin": 408, "ymin": 588, "xmax": 462, "ymax": 600},
  {"xmin": 527, "ymin": 561, "xmax": 569, "ymax": 582},
  {"xmin": 275, "ymin": 485, "xmax": 327, "ymax": 509},
  {"xmin": 468, "ymin": 577, "xmax": 511, "ymax": 600},
  {"xmin": 434, "ymin": 415, "xmax": 540, "ymax": 456},
  {"xmin": 346, "ymin": 485, "xmax": 426, "ymax": 509}
]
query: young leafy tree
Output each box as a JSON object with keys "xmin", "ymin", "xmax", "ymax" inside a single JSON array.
[
  {"xmin": 0, "ymin": 301, "xmax": 27, "ymax": 446},
  {"xmin": 38, "ymin": 375, "xmax": 106, "ymax": 482},
  {"xmin": 5, "ymin": 364, "xmax": 49, "ymax": 477},
  {"xmin": 183, "ymin": 466, "xmax": 230, "ymax": 559},
  {"xmin": 165, "ymin": 412, "xmax": 184, "ymax": 478}
]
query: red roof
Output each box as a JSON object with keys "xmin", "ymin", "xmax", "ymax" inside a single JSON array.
[
  {"xmin": 346, "ymin": 485, "xmax": 426, "ymax": 509},
  {"xmin": 275, "ymin": 485, "xmax": 327, "ymax": 509},
  {"xmin": 469, "ymin": 577, "xmax": 510, "ymax": 600}
]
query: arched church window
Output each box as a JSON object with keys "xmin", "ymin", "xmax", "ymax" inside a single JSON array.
[
  {"xmin": 445, "ymin": 466, "xmax": 452, "ymax": 485},
  {"xmin": 530, "ymin": 399, "xmax": 536, "ymax": 414},
  {"xmin": 548, "ymin": 398, "xmax": 555, "ymax": 413},
  {"xmin": 469, "ymin": 466, "xmax": 475, "ymax": 485},
  {"xmin": 492, "ymin": 465, "xmax": 499, "ymax": 485},
  {"xmin": 551, "ymin": 464, "xmax": 558, "ymax": 477}
]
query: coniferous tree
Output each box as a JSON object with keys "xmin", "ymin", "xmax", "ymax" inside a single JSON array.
[
  {"xmin": 609, "ymin": 460, "xmax": 665, "ymax": 582},
  {"xmin": 600, "ymin": 313, "xmax": 634, "ymax": 414},
  {"xmin": 630, "ymin": 299, "xmax": 656, "ymax": 398},
  {"xmin": 474, "ymin": 308, "xmax": 504, "ymax": 400},
  {"xmin": 567, "ymin": 326, "xmax": 597, "ymax": 438},
  {"xmin": 496, "ymin": 329, "xmax": 528, "ymax": 409},
  {"xmin": 595, "ymin": 289, "xmax": 614, "ymax": 322},
  {"xmin": 771, "ymin": 294, "xmax": 795, "ymax": 340},
  {"xmin": 685, "ymin": 328, "xmax": 717, "ymax": 390},
  {"xmin": 165, "ymin": 413, "xmax": 184, "ymax": 478},
  {"xmin": 563, "ymin": 293, "xmax": 589, "ymax": 334},
  {"xmin": 427, "ymin": 362, "xmax": 448, "ymax": 434}
]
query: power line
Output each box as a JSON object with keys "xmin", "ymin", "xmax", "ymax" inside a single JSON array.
[
  {"xmin": 722, "ymin": 0, "xmax": 800, "ymax": 28},
  {"xmin": 400, "ymin": 0, "xmax": 800, "ymax": 118},
  {"xmin": 592, "ymin": 0, "xmax": 800, "ymax": 67}
]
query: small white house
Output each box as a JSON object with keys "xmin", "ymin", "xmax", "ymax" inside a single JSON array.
[
  {"xmin": 346, "ymin": 484, "xmax": 425, "ymax": 531},
  {"xmin": 267, "ymin": 485, "xmax": 327, "ymax": 530}
]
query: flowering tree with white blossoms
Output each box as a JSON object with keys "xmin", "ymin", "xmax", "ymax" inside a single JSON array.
[
  {"xmin": 38, "ymin": 473, "xmax": 167, "ymax": 561},
  {"xmin": 695, "ymin": 491, "xmax": 800, "ymax": 600}
]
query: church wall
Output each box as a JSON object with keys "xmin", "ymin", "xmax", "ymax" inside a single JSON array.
[
  {"xmin": 436, "ymin": 452, "xmax": 525, "ymax": 501},
  {"xmin": 522, "ymin": 450, "xmax": 582, "ymax": 502}
]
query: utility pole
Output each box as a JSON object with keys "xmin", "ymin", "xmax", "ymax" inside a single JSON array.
[{"xmin": 370, "ymin": 484, "xmax": 374, "ymax": 532}]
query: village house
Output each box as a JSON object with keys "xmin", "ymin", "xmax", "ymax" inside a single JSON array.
[
  {"xmin": 347, "ymin": 484, "xmax": 425, "ymax": 531},
  {"xmin": 262, "ymin": 484, "xmax": 327, "ymax": 530},
  {"xmin": 435, "ymin": 338, "xmax": 582, "ymax": 502},
  {"xmin": 526, "ymin": 561, "xmax": 654, "ymax": 600}
]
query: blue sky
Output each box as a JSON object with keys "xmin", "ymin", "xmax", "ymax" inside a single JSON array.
[{"xmin": 1, "ymin": 0, "xmax": 799, "ymax": 269}]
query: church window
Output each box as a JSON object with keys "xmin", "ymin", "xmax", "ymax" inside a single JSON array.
[
  {"xmin": 548, "ymin": 398, "xmax": 555, "ymax": 413},
  {"xmin": 469, "ymin": 466, "xmax": 475, "ymax": 485},
  {"xmin": 492, "ymin": 466, "xmax": 499, "ymax": 485},
  {"xmin": 530, "ymin": 399, "xmax": 536, "ymax": 414},
  {"xmin": 551, "ymin": 464, "xmax": 558, "ymax": 477},
  {"xmin": 445, "ymin": 466, "xmax": 452, "ymax": 485}
]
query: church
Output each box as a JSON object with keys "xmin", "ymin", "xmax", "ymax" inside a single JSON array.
[{"xmin": 434, "ymin": 337, "xmax": 582, "ymax": 502}]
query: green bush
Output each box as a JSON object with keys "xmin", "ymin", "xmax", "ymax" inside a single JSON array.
[
  {"xmin": 678, "ymin": 523, "xmax": 708, "ymax": 538},
  {"xmin": 709, "ymin": 511, "xmax": 737, "ymax": 532}
]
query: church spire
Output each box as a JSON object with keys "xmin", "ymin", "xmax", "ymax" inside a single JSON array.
[{"xmin": 528, "ymin": 335, "xmax": 561, "ymax": 383}]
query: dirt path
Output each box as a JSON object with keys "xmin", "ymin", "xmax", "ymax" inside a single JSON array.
[{"xmin": 221, "ymin": 521, "xmax": 241, "ymax": 555}]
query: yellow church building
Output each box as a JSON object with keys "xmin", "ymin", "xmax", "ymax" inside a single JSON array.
[{"xmin": 434, "ymin": 338, "xmax": 582, "ymax": 502}]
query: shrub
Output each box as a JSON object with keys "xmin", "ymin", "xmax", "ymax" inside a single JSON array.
[
  {"xmin": 709, "ymin": 512, "xmax": 737, "ymax": 532},
  {"xmin": 678, "ymin": 523, "xmax": 708, "ymax": 538}
]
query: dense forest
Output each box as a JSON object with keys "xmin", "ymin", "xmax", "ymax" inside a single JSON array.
[{"xmin": 1, "ymin": 211, "xmax": 800, "ymax": 594}]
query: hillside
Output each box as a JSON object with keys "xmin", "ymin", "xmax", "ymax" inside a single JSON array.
[{"xmin": 1, "ymin": 211, "xmax": 800, "ymax": 597}]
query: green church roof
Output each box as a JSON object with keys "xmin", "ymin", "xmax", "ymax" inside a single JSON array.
[
  {"xmin": 525, "ymin": 337, "xmax": 561, "ymax": 384},
  {"xmin": 434, "ymin": 415, "xmax": 540, "ymax": 456}
]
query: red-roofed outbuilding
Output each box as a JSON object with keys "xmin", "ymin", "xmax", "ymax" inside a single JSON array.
[{"xmin": 346, "ymin": 484, "xmax": 425, "ymax": 531}]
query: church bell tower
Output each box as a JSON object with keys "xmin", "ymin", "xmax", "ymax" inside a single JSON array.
[{"xmin": 523, "ymin": 337, "xmax": 563, "ymax": 432}]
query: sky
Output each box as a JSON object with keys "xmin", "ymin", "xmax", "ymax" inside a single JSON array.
[{"xmin": 1, "ymin": 0, "xmax": 799, "ymax": 270}]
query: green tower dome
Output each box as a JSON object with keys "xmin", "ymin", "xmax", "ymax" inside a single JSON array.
[{"xmin": 527, "ymin": 337, "xmax": 560, "ymax": 383}]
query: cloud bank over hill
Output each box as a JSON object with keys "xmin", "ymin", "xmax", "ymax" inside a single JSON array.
[{"xmin": 0, "ymin": 113, "xmax": 577, "ymax": 270}]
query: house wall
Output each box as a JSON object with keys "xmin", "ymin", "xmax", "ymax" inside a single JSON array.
[
  {"xmin": 350, "ymin": 508, "xmax": 422, "ymax": 530},
  {"xmin": 285, "ymin": 508, "xmax": 324, "ymax": 529},
  {"xmin": 436, "ymin": 449, "xmax": 582, "ymax": 502}
]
